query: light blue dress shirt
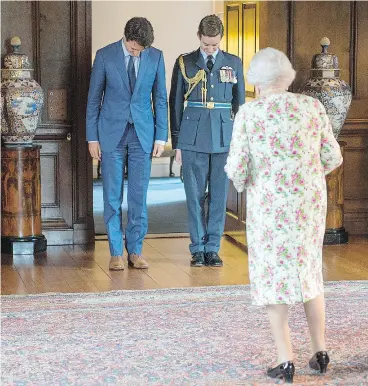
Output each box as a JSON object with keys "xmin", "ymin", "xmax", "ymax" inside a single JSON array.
[
  {"xmin": 121, "ymin": 40, "xmax": 140, "ymax": 77},
  {"xmin": 200, "ymin": 49, "xmax": 219, "ymax": 65}
]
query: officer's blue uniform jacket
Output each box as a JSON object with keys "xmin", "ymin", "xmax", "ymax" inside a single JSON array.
[{"xmin": 169, "ymin": 49, "xmax": 245, "ymax": 153}]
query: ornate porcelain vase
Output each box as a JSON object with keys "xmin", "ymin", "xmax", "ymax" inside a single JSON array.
[
  {"xmin": 298, "ymin": 37, "xmax": 352, "ymax": 138},
  {"xmin": 1, "ymin": 36, "xmax": 44, "ymax": 145}
]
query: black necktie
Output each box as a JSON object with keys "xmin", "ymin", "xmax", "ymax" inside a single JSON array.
[
  {"xmin": 127, "ymin": 56, "xmax": 136, "ymax": 124},
  {"xmin": 207, "ymin": 55, "xmax": 214, "ymax": 71},
  {"xmin": 128, "ymin": 55, "xmax": 136, "ymax": 93}
]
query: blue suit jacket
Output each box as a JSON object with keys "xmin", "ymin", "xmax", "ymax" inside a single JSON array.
[
  {"xmin": 86, "ymin": 40, "xmax": 168, "ymax": 153},
  {"xmin": 169, "ymin": 49, "xmax": 245, "ymax": 153}
]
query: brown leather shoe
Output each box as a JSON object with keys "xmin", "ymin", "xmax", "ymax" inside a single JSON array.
[
  {"xmin": 128, "ymin": 253, "xmax": 149, "ymax": 269},
  {"xmin": 109, "ymin": 256, "xmax": 125, "ymax": 271}
]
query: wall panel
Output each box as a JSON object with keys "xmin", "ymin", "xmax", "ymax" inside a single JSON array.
[
  {"xmin": 1, "ymin": 1, "xmax": 93, "ymax": 245},
  {"xmin": 1, "ymin": 1, "xmax": 33, "ymax": 65},
  {"xmin": 293, "ymin": 1, "xmax": 351, "ymax": 92},
  {"xmin": 225, "ymin": 1, "xmax": 368, "ymax": 239}
]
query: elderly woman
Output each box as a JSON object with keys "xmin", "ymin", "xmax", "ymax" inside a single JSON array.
[{"xmin": 225, "ymin": 48, "xmax": 342, "ymax": 383}]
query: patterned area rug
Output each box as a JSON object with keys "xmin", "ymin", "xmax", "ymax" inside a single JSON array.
[{"xmin": 1, "ymin": 281, "xmax": 367, "ymax": 385}]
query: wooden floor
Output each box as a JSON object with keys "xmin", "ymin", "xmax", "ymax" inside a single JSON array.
[{"xmin": 1, "ymin": 236, "xmax": 368, "ymax": 295}]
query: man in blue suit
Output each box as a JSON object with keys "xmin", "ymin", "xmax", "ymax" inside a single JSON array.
[
  {"xmin": 170, "ymin": 15, "xmax": 245, "ymax": 267},
  {"xmin": 87, "ymin": 17, "xmax": 168, "ymax": 270}
]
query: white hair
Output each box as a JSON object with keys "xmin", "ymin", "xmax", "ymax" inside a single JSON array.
[{"xmin": 246, "ymin": 47, "xmax": 296, "ymax": 88}]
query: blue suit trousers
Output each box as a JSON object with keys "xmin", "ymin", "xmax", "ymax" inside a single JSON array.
[{"xmin": 101, "ymin": 123, "xmax": 152, "ymax": 256}]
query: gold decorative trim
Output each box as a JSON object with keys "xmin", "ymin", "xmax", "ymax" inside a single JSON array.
[{"xmin": 179, "ymin": 55, "xmax": 207, "ymax": 102}]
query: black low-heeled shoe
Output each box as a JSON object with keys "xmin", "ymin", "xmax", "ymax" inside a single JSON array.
[
  {"xmin": 309, "ymin": 351, "xmax": 330, "ymax": 373},
  {"xmin": 267, "ymin": 361, "xmax": 295, "ymax": 383}
]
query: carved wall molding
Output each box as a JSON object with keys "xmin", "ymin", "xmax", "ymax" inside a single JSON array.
[
  {"xmin": 287, "ymin": 1, "xmax": 295, "ymax": 92},
  {"xmin": 349, "ymin": 1, "xmax": 358, "ymax": 96}
]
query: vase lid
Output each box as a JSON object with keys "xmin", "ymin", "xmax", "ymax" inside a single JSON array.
[
  {"xmin": 311, "ymin": 37, "xmax": 339, "ymax": 70},
  {"xmin": 2, "ymin": 36, "xmax": 32, "ymax": 70}
]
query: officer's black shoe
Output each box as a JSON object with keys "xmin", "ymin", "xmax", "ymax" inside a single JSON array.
[
  {"xmin": 204, "ymin": 252, "xmax": 223, "ymax": 267},
  {"xmin": 190, "ymin": 252, "xmax": 205, "ymax": 267}
]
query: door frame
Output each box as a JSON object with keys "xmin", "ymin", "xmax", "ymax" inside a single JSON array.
[{"xmin": 32, "ymin": 1, "xmax": 94, "ymax": 244}]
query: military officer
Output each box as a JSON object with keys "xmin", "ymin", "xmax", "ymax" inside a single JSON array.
[{"xmin": 169, "ymin": 14, "xmax": 245, "ymax": 267}]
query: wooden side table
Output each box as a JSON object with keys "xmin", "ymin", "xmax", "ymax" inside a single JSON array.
[{"xmin": 1, "ymin": 145, "xmax": 47, "ymax": 254}]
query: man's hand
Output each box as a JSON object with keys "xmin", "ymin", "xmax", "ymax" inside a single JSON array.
[
  {"xmin": 88, "ymin": 142, "xmax": 101, "ymax": 161},
  {"xmin": 153, "ymin": 143, "xmax": 165, "ymax": 157},
  {"xmin": 175, "ymin": 149, "xmax": 182, "ymax": 165}
]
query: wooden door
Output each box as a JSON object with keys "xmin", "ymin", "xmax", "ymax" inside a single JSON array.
[
  {"xmin": 1, "ymin": 1, "xmax": 93, "ymax": 245},
  {"xmin": 224, "ymin": 1, "xmax": 259, "ymax": 247}
]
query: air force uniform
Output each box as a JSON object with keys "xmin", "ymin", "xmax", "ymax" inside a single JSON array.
[{"xmin": 169, "ymin": 48, "xmax": 245, "ymax": 263}]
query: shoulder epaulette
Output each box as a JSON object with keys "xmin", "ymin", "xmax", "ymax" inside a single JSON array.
[{"xmin": 181, "ymin": 50, "xmax": 196, "ymax": 57}]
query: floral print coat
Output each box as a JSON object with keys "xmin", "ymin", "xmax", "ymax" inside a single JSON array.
[{"xmin": 225, "ymin": 93, "xmax": 343, "ymax": 305}]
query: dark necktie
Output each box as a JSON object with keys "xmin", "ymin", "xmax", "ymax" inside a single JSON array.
[
  {"xmin": 207, "ymin": 55, "xmax": 214, "ymax": 71},
  {"xmin": 127, "ymin": 56, "xmax": 136, "ymax": 124},
  {"xmin": 128, "ymin": 55, "xmax": 136, "ymax": 93}
]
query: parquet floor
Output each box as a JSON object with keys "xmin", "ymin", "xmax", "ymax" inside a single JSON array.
[{"xmin": 1, "ymin": 236, "xmax": 368, "ymax": 295}]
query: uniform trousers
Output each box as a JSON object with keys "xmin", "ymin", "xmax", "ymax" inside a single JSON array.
[{"xmin": 182, "ymin": 150, "xmax": 229, "ymax": 254}]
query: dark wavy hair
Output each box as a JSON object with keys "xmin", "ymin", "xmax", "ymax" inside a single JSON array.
[
  {"xmin": 198, "ymin": 14, "xmax": 224, "ymax": 38},
  {"xmin": 124, "ymin": 17, "xmax": 154, "ymax": 48}
]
